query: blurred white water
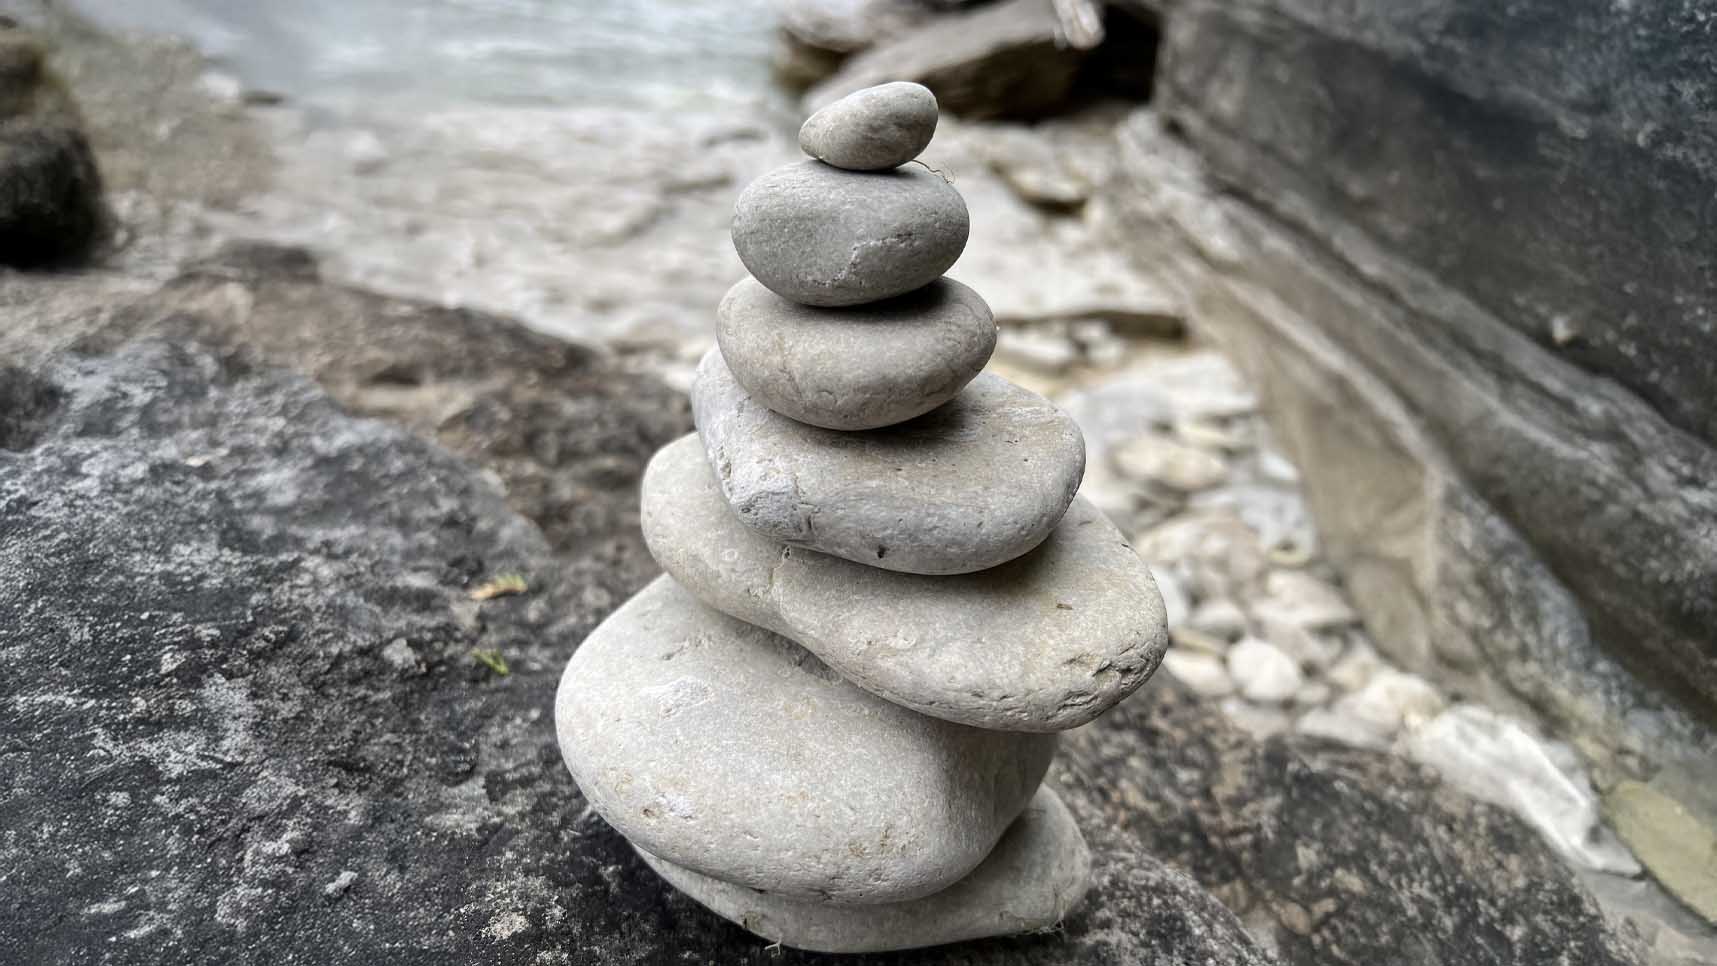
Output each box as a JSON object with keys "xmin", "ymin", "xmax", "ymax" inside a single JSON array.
[{"xmin": 68, "ymin": 0, "xmax": 800, "ymax": 349}]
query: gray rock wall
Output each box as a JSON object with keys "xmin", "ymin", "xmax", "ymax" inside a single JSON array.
[{"xmin": 1113, "ymin": 0, "xmax": 1717, "ymax": 927}]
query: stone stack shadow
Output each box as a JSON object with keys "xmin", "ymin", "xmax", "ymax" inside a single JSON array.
[{"xmin": 555, "ymin": 82, "xmax": 1169, "ymax": 954}]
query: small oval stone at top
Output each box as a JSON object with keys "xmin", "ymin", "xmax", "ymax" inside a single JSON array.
[{"xmin": 799, "ymin": 81, "xmax": 940, "ymax": 171}]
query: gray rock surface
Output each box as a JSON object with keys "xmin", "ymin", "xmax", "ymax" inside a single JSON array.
[
  {"xmin": 639, "ymin": 785, "xmax": 1092, "ymax": 953},
  {"xmin": 0, "ymin": 328, "xmax": 1641, "ymax": 965},
  {"xmin": 732, "ymin": 159, "xmax": 969, "ymax": 307},
  {"xmin": 798, "ymin": 80, "xmax": 938, "ymax": 171},
  {"xmin": 642, "ymin": 434, "xmax": 1167, "ymax": 731},
  {"xmin": 1114, "ymin": 0, "xmax": 1717, "ymax": 902},
  {"xmin": 0, "ymin": 25, "xmax": 105, "ymax": 265},
  {"xmin": 0, "ymin": 270, "xmax": 1266, "ymax": 965},
  {"xmin": 693, "ymin": 348, "xmax": 1086, "ymax": 575},
  {"xmin": 555, "ymin": 576, "xmax": 1058, "ymax": 905},
  {"xmin": 717, "ymin": 275, "xmax": 995, "ymax": 430},
  {"xmin": 807, "ymin": 0, "xmax": 1088, "ymax": 120}
]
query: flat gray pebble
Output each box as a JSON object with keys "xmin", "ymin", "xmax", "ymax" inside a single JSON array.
[
  {"xmin": 555, "ymin": 576, "xmax": 1057, "ymax": 905},
  {"xmin": 717, "ymin": 275, "xmax": 995, "ymax": 430},
  {"xmin": 798, "ymin": 81, "xmax": 939, "ymax": 171},
  {"xmin": 693, "ymin": 348, "xmax": 1086, "ymax": 575},
  {"xmin": 638, "ymin": 785, "xmax": 1091, "ymax": 954},
  {"xmin": 731, "ymin": 160, "xmax": 969, "ymax": 307},
  {"xmin": 643, "ymin": 435, "xmax": 1168, "ymax": 731}
]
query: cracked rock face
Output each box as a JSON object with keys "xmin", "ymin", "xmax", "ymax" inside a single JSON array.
[
  {"xmin": 692, "ymin": 348, "xmax": 1086, "ymax": 575},
  {"xmin": 716, "ymin": 275, "xmax": 996, "ymax": 430},
  {"xmin": 731, "ymin": 159, "xmax": 970, "ymax": 306},
  {"xmin": 554, "ymin": 576, "xmax": 1058, "ymax": 905},
  {"xmin": 641, "ymin": 434, "xmax": 1167, "ymax": 731}
]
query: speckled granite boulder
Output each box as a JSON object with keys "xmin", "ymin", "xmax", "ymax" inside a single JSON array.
[
  {"xmin": 641, "ymin": 435, "xmax": 1167, "ymax": 731},
  {"xmin": 731, "ymin": 159, "xmax": 969, "ymax": 306},
  {"xmin": 717, "ymin": 275, "xmax": 995, "ymax": 430},
  {"xmin": 692, "ymin": 348, "xmax": 1085, "ymax": 575}
]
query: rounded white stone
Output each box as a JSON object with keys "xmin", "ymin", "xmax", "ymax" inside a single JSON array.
[
  {"xmin": 731, "ymin": 160, "xmax": 969, "ymax": 307},
  {"xmin": 1226, "ymin": 636, "xmax": 1303, "ymax": 704},
  {"xmin": 554, "ymin": 576, "xmax": 1056, "ymax": 905},
  {"xmin": 641, "ymin": 435, "xmax": 1167, "ymax": 731},
  {"xmin": 637, "ymin": 785, "xmax": 1091, "ymax": 954},
  {"xmin": 717, "ymin": 275, "xmax": 995, "ymax": 431},
  {"xmin": 692, "ymin": 348, "xmax": 1086, "ymax": 575},
  {"xmin": 798, "ymin": 81, "xmax": 939, "ymax": 171}
]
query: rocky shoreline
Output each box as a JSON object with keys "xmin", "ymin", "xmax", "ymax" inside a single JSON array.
[{"xmin": 1, "ymin": 2, "xmax": 1711, "ymax": 963}]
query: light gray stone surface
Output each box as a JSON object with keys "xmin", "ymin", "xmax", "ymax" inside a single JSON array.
[
  {"xmin": 692, "ymin": 348, "xmax": 1086, "ymax": 575},
  {"xmin": 636, "ymin": 785, "xmax": 1091, "ymax": 954},
  {"xmin": 554, "ymin": 576, "xmax": 1058, "ymax": 905},
  {"xmin": 716, "ymin": 275, "xmax": 995, "ymax": 431},
  {"xmin": 798, "ymin": 81, "xmax": 938, "ymax": 171},
  {"xmin": 642, "ymin": 435, "xmax": 1167, "ymax": 731},
  {"xmin": 731, "ymin": 159, "xmax": 969, "ymax": 307}
]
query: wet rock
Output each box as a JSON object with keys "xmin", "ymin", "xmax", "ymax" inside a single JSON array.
[
  {"xmin": 556, "ymin": 576, "xmax": 1056, "ymax": 904},
  {"xmin": 1405, "ymin": 705, "xmax": 1641, "ymax": 875},
  {"xmin": 716, "ymin": 275, "xmax": 993, "ymax": 431},
  {"xmin": 639, "ymin": 786, "xmax": 1092, "ymax": 953},
  {"xmin": 693, "ymin": 349, "xmax": 1085, "ymax": 575},
  {"xmin": 776, "ymin": 0, "xmax": 942, "ymax": 56},
  {"xmin": 731, "ymin": 159, "xmax": 969, "ymax": 307},
  {"xmin": 798, "ymin": 80, "xmax": 938, "ymax": 170},
  {"xmin": 642, "ymin": 436, "xmax": 1166, "ymax": 732},
  {"xmin": 807, "ymin": 0, "xmax": 1088, "ymax": 120}
]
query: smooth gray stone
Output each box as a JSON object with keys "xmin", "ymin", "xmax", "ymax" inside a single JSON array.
[
  {"xmin": 555, "ymin": 576, "xmax": 1057, "ymax": 905},
  {"xmin": 716, "ymin": 275, "xmax": 995, "ymax": 431},
  {"xmin": 637, "ymin": 785, "xmax": 1091, "ymax": 954},
  {"xmin": 692, "ymin": 348, "xmax": 1086, "ymax": 575},
  {"xmin": 798, "ymin": 81, "xmax": 938, "ymax": 171},
  {"xmin": 731, "ymin": 160, "xmax": 969, "ymax": 307},
  {"xmin": 642, "ymin": 435, "xmax": 1168, "ymax": 731}
]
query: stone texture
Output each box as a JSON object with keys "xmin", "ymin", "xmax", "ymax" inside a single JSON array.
[
  {"xmin": 0, "ymin": 25, "xmax": 105, "ymax": 265},
  {"xmin": 555, "ymin": 576, "xmax": 1058, "ymax": 904},
  {"xmin": 641, "ymin": 434, "xmax": 1167, "ymax": 731},
  {"xmin": 1062, "ymin": 679, "xmax": 1650, "ymax": 966},
  {"xmin": 693, "ymin": 348, "xmax": 1086, "ymax": 575},
  {"xmin": 732, "ymin": 159, "xmax": 969, "ymax": 307},
  {"xmin": 717, "ymin": 275, "xmax": 994, "ymax": 431},
  {"xmin": 637, "ymin": 785, "xmax": 1091, "ymax": 953},
  {"xmin": 1113, "ymin": 101, "xmax": 1717, "ymax": 832},
  {"xmin": 807, "ymin": 0, "xmax": 1089, "ymax": 120},
  {"xmin": 0, "ymin": 286, "xmax": 1267, "ymax": 966},
  {"xmin": 799, "ymin": 80, "xmax": 938, "ymax": 171}
]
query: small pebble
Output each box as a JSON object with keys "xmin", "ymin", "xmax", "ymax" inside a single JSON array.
[
  {"xmin": 799, "ymin": 81, "xmax": 938, "ymax": 171},
  {"xmin": 1226, "ymin": 637, "xmax": 1302, "ymax": 704},
  {"xmin": 1162, "ymin": 650, "xmax": 1234, "ymax": 698}
]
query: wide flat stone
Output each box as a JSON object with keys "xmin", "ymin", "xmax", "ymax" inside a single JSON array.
[
  {"xmin": 642, "ymin": 435, "xmax": 1166, "ymax": 731},
  {"xmin": 798, "ymin": 81, "xmax": 938, "ymax": 171},
  {"xmin": 637, "ymin": 784, "xmax": 1091, "ymax": 954},
  {"xmin": 693, "ymin": 348, "xmax": 1086, "ymax": 575},
  {"xmin": 731, "ymin": 160, "xmax": 969, "ymax": 307},
  {"xmin": 554, "ymin": 576, "xmax": 1057, "ymax": 905},
  {"xmin": 716, "ymin": 275, "xmax": 995, "ymax": 431}
]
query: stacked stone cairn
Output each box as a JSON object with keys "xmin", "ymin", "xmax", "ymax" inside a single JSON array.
[{"xmin": 555, "ymin": 82, "xmax": 1169, "ymax": 954}]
